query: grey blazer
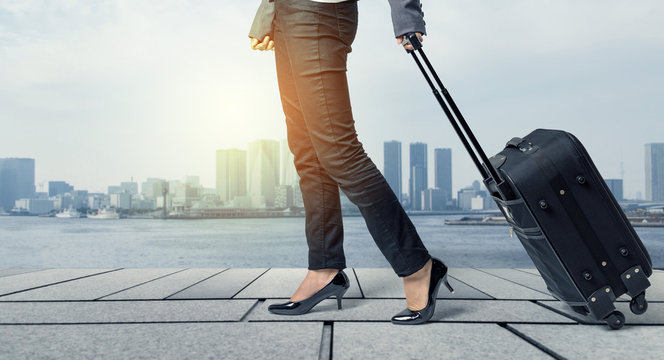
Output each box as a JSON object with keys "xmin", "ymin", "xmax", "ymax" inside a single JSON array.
[{"xmin": 248, "ymin": 0, "xmax": 426, "ymax": 40}]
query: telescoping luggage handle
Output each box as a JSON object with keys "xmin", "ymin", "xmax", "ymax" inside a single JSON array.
[{"xmin": 402, "ymin": 33, "xmax": 503, "ymax": 185}]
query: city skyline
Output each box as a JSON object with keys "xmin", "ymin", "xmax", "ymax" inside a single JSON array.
[
  {"xmin": 4, "ymin": 138, "xmax": 664, "ymax": 205},
  {"xmin": 1, "ymin": 1, "xmax": 663, "ymax": 199}
]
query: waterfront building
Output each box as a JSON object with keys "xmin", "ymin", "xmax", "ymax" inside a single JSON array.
[
  {"xmin": 384, "ymin": 141, "xmax": 402, "ymax": 203},
  {"xmin": 171, "ymin": 181, "xmax": 201, "ymax": 211},
  {"xmin": 107, "ymin": 186, "xmax": 123, "ymax": 195},
  {"xmin": 605, "ymin": 179, "xmax": 624, "ymax": 201},
  {"xmin": 0, "ymin": 158, "xmax": 35, "ymax": 211},
  {"xmin": 52, "ymin": 193, "xmax": 73, "ymax": 211},
  {"xmin": 248, "ymin": 140, "xmax": 280, "ymax": 207},
  {"xmin": 457, "ymin": 181, "xmax": 486, "ymax": 211},
  {"xmin": 645, "ymin": 143, "xmax": 664, "ymax": 201},
  {"xmin": 88, "ymin": 193, "xmax": 109, "ymax": 210},
  {"xmin": 422, "ymin": 188, "xmax": 444, "ymax": 211},
  {"xmin": 110, "ymin": 192, "xmax": 132, "ymax": 209},
  {"xmin": 274, "ymin": 185, "xmax": 294, "ymax": 209},
  {"xmin": 434, "ymin": 148, "xmax": 452, "ymax": 202},
  {"xmin": 48, "ymin": 181, "xmax": 73, "ymax": 197},
  {"xmin": 409, "ymin": 142, "xmax": 427, "ymax": 210},
  {"xmin": 216, "ymin": 149, "xmax": 247, "ymax": 204},
  {"xmin": 233, "ymin": 195, "xmax": 265, "ymax": 209},
  {"xmin": 141, "ymin": 178, "xmax": 166, "ymax": 198},
  {"xmin": 72, "ymin": 190, "xmax": 89, "ymax": 209},
  {"xmin": 120, "ymin": 181, "xmax": 139, "ymax": 195},
  {"xmin": 280, "ymin": 139, "xmax": 302, "ymax": 207},
  {"xmin": 280, "ymin": 139, "xmax": 298, "ymax": 187},
  {"xmin": 14, "ymin": 198, "xmax": 54, "ymax": 215}
]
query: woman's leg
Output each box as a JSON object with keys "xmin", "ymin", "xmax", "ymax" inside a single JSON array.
[{"xmin": 274, "ymin": 0, "xmax": 431, "ymax": 278}]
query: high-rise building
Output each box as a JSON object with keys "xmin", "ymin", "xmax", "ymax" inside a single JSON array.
[
  {"xmin": 0, "ymin": 158, "xmax": 35, "ymax": 211},
  {"xmin": 434, "ymin": 148, "xmax": 452, "ymax": 201},
  {"xmin": 216, "ymin": 149, "xmax": 247, "ymax": 203},
  {"xmin": 605, "ymin": 179, "xmax": 624, "ymax": 201},
  {"xmin": 280, "ymin": 139, "xmax": 298, "ymax": 187},
  {"xmin": 280, "ymin": 139, "xmax": 303, "ymax": 207},
  {"xmin": 384, "ymin": 141, "xmax": 402, "ymax": 203},
  {"xmin": 422, "ymin": 188, "xmax": 444, "ymax": 211},
  {"xmin": 48, "ymin": 181, "xmax": 74, "ymax": 197},
  {"xmin": 645, "ymin": 143, "xmax": 664, "ymax": 201},
  {"xmin": 409, "ymin": 142, "xmax": 427, "ymax": 210},
  {"xmin": 142, "ymin": 178, "xmax": 166, "ymax": 198},
  {"xmin": 248, "ymin": 140, "xmax": 280, "ymax": 207},
  {"xmin": 120, "ymin": 181, "xmax": 139, "ymax": 195}
]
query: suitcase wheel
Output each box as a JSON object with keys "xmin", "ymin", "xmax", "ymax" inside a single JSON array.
[
  {"xmin": 604, "ymin": 311, "xmax": 625, "ymax": 330},
  {"xmin": 629, "ymin": 292, "xmax": 648, "ymax": 315}
]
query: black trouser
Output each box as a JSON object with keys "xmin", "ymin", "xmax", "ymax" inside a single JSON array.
[{"xmin": 273, "ymin": 0, "xmax": 430, "ymax": 277}]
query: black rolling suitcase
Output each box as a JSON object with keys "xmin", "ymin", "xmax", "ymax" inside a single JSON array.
[{"xmin": 403, "ymin": 34, "xmax": 652, "ymax": 329}]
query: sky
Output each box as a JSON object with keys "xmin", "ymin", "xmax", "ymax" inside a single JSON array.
[{"xmin": 1, "ymin": 0, "xmax": 662, "ymax": 198}]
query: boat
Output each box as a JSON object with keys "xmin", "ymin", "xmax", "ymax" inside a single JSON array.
[
  {"xmin": 87, "ymin": 208, "xmax": 120, "ymax": 219},
  {"xmin": 55, "ymin": 208, "xmax": 82, "ymax": 218}
]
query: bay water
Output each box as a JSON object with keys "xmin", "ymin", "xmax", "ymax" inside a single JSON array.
[{"xmin": 1, "ymin": 215, "xmax": 662, "ymax": 269}]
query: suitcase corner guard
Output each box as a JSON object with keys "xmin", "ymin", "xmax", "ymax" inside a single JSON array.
[
  {"xmin": 587, "ymin": 285, "xmax": 617, "ymax": 321},
  {"xmin": 621, "ymin": 265, "xmax": 651, "ymax": 297}
]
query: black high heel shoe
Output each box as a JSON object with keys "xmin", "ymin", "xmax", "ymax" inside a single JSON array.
[
  {"xmin": 268, "ymin": 270, "xmax": 350, "ymax": 315},
  {"xmin": 391, "ymin": 258, "xmax": 454, "ymax": 325}
]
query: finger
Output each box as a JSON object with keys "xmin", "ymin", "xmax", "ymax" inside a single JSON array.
[
  {"xmin": 250, "ymin": 37, "xmax": 259, "ymax": 50},
  {"xmin": 262, "ymin": 35, "xmax": 271, "ymax": 44},
  {"xmin": 417, "ymin": 32, "xmax": 424, "ymax": 43},
  {"xmin": 396, "ymin": 36, "xmax": 403, "ymax": 45},
  {"xmin": 256, "ymin": 38, "xmax": 268, "ymax": 50},
  {"xmin": 267, "ymin": 40, "xmax": 275, "ymax": 51}
]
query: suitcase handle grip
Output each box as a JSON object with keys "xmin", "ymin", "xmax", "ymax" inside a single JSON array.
[{"xmin": 404, "ymin": 32, "xmax": 503, "ymax": 185}]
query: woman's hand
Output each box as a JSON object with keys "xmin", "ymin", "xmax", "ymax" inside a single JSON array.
[
  {"xmin": 250, "ymin": 35, "xmax": 274, "ymax": 51},
  {"xmin": 396, "ymin": 32, "xmax": 423, "ymax": 51}
]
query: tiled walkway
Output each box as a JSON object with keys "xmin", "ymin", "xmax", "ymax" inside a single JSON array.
[{"xmin": 0, "ymin": 268, "xmax": 662, "ymax": 359}]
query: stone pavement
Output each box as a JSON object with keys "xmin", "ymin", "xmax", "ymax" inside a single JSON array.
[{"xmin": 0, "ymin": 268, "xmax": 662, "ymax": 359}]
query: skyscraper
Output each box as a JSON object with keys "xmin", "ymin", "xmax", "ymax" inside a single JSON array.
[
  {"xmin": 48, "ymin": 181, "xmax": 74, "ymax": 197},
  {"xmin": 248, "ymin": 139, "xmax": 280, "ymax": 206},
  {"xmin": 0, "ymin": 158, "xmax": 35, "ymax": 211},
  {"xmin": 645, "ymin": 143, "xmax": 664, "ymax": 201},
  {"xmin": 280, "ymin": 139, "xmax": 299, "ymax": 188},
  {"xmin": 434, "ymin": 148, "xmax": 452, "ymax": 202},
  {"xmin": 605, "ymin": 179, "xmax": 624, "ymax": 202},
  {"xmin": 383, "ymin": 141, "xmax": 402, "ymax": 202},
  {"xmin": 409, "ymin": 142, "xmax": 427, "ymax": 210},
  {"xmin": 216, "ymin": 149, "xmax": 247, "ymax": 203}
]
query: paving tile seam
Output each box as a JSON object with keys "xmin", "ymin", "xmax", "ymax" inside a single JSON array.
[
  {"xmin": 319, "ymin": 322, "xmax": 333, "ymax": 360},
  {"xmin": 533, "ymin": 301, "xmax": 589, "ymax": 324},
  {"xmin": 504, "ymin": 324, "xmax": 565, "ymax": 360},
  {"xmin": 95, "ymin": 268, "xmax": 189, "ymax": 300},
  {"xmin": 239, "ymin": 300, "xmax": 262, "ymax": 322},
  {"xmin": 0, "ymin": 321, "xmax": 246, "ymax": 326},
  {"xmin": 448, "ymin": 274, "xmax": 496, "ymax": 299},
  {"xmin": 164, "ymin": 268, "xmax": 230, "ymax": 300},
  {"xmin": 244, "ymin": 320, "xmax": 580, "ymax": 324},
  {"xmin": 0, "ymin": 299, "xmax": 259, "ymax": 303},
  {"xmin": 350, "ymin": 269, "xmax": 365, "ymax": 298},
  {"xmin": 230, "ymin": 268, "xmax": 271, "ymax": 299},
  {"xmin": 474, "ymin": 268, "xmax": 552, "ymax": 297},
  {"xmin": 513, "ymin": 268, "xmax": 543, "ymax": 277},
  {"xmin": 0, "ymin": 269, "xmax": 123, "ymax": 298}
]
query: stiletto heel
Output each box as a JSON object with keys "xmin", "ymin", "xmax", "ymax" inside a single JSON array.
[
  {"xmin": 336, "ymin": 289, "xmax": 346, "ymax": 310},
  {"xmin": 443, "ymin": 275, "xmax": 454, "ymax": 294},
  {"xmin": 268, "ymin": 270, "xmax": 350, "ymax": 315},
  {"xmin": 391, "ymin": 257, "xmax": 451, "ymax": 325}
]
